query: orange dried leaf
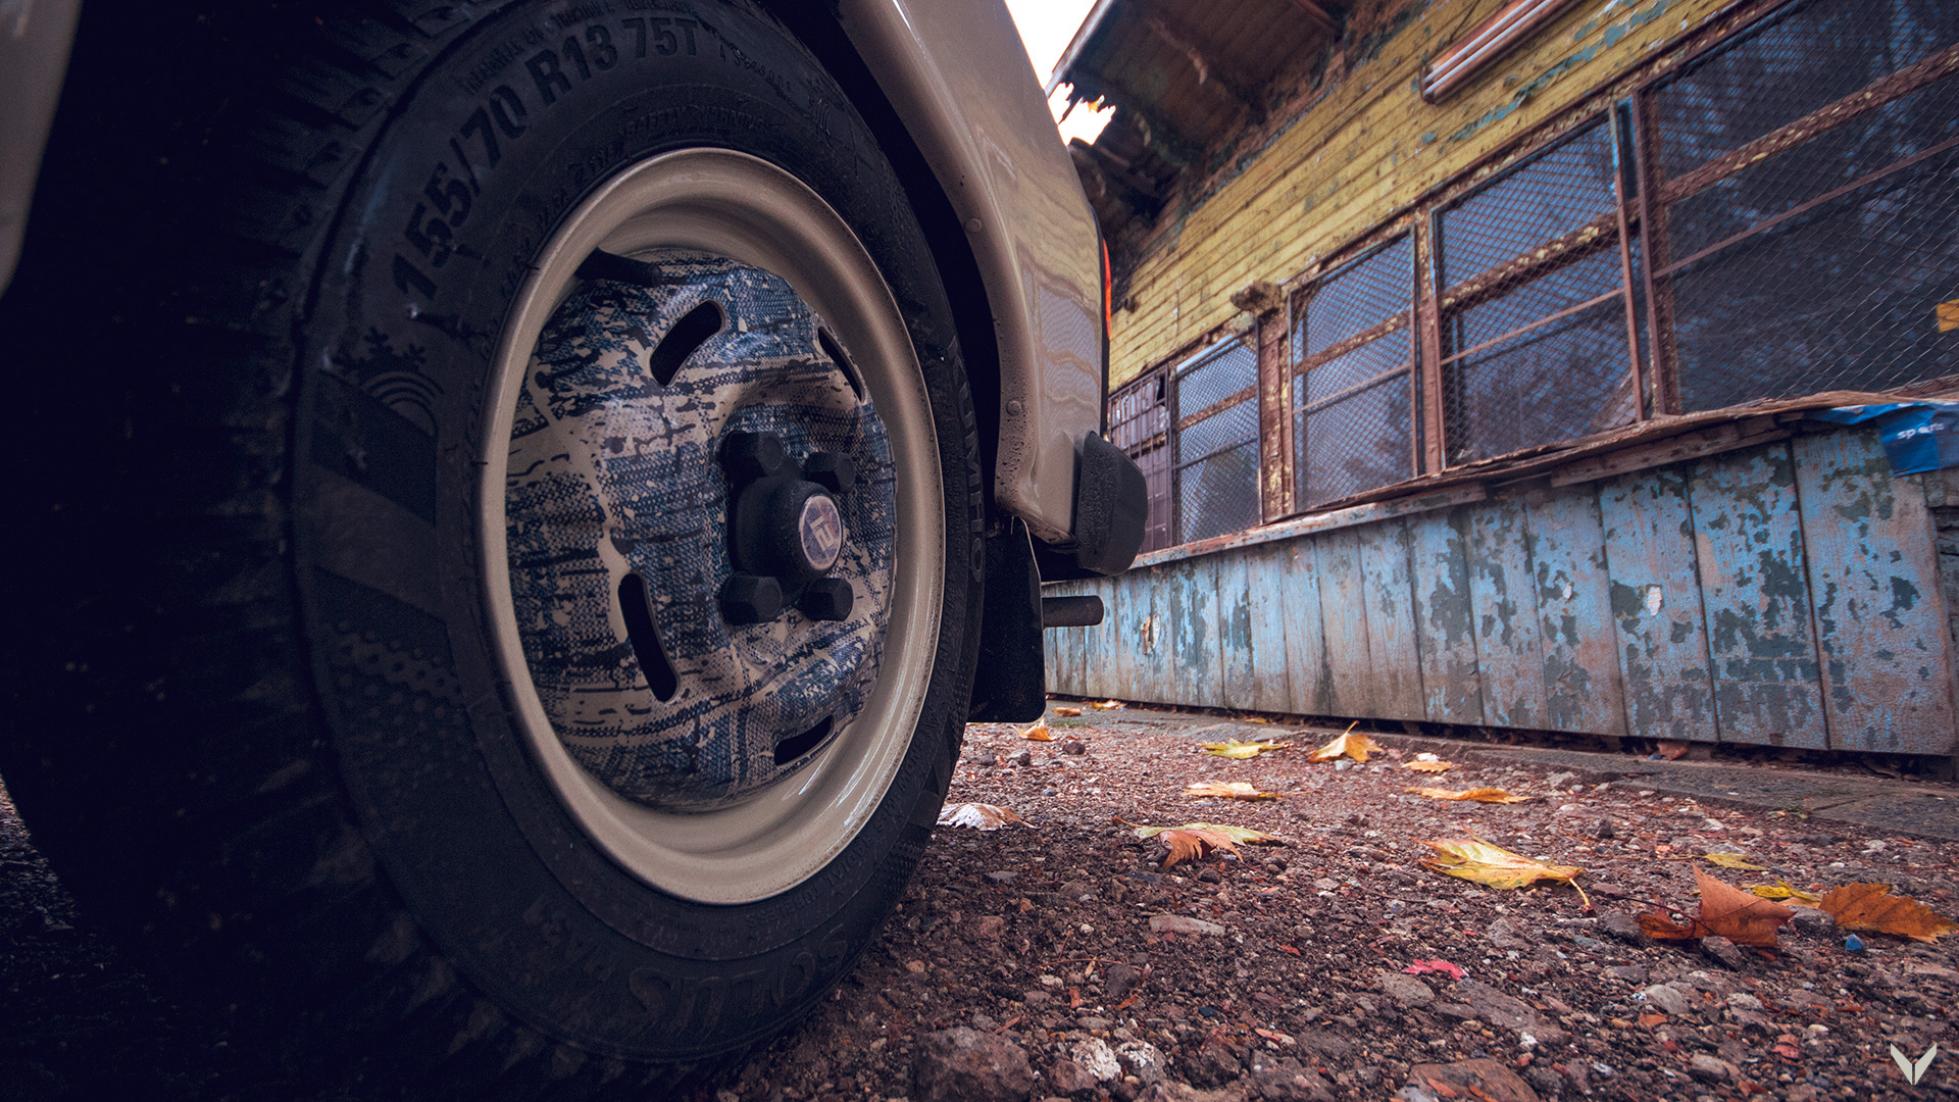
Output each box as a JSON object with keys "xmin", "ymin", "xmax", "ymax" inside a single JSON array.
[
  {"xmin": 1307, "ymin": 724, "xmax": 1379, "ymax": 763},
  {"xmin": 1407, "ymin": 786, "xmax": 1529, "ymax": 804},
  {"xmin": 937, "ymin": 802, "xmax": 1028, "ymax": 831},
  {"xmin": 1128, "ymin": 821, "xmax": 1282, "ymax": 869},
  {"xmin": 1656, "ymin": 739, "xmax": 1691, "ymax": 760},
  {"xmin": 1641, "ymin": 868, "xmax": 1795, "ymax": 947},
  {"xmin": 1053, "ymin": 706, "xmax": 1084, "ymax": 718},
  {"xmin": 1819, "ymin": 882, "xmax": 1958, "ymax": 942},
  {"xmin": 1020, "ymin": 720, "xmax": 1055, "ymax": 742},
  {"xmin": 1185, "ymin": 780, "xmax": 1282, "ymax": 801},
  {"xmin": 1091, "ymin": 699, "xmax": 1125, "ymax": 711},
  {"xmin": 1405, "ymin": 754, "xmax": 1455, "ymax": 774}
]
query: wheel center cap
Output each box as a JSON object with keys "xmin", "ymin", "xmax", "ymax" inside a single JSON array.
[{"xmin": 799, "ymin": 494, "xmax": 844, "ymax": 573}]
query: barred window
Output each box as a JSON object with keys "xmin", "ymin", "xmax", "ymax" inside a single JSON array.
[
  {"xmin": 1292, "ymin": 234, "xmax": 1416, "ymax": 511},
  {"xmin": 1173, "ymin": 337, "xmax": 1260, "ymax": 544},
  {"xmin": 1107, "ymin": 371, "xmax": 1174, "ymax": 553},
  {"xmin": 1645, "ymin": 0, "xmax": 1959, "ymax": 410},
  {"xmin": 1435, "ymin": 117, "xmax": 1640, "ymax": 466}
]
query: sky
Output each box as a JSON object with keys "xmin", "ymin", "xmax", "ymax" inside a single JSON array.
[{"xmin": 1005, "ymin": 0, "xmax": 1114, "ymax": 144}]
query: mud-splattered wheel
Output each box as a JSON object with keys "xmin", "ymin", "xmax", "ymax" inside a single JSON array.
[{"xmin": 0, "ymin": 1, "xmax": 982, "ymax": 1093}]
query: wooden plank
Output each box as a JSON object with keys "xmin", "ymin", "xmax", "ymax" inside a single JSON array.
[
  {"xmin": 1168, "ymin": 556, "xmax": 1224, "ymax": 709},
  {"xmin": 1043, "ymin": 581, "xmax": 1077, "ymax": 698},
  {"xmin": 1126, "ymin": 570, "xmax": 1168, "ymax": 705},
  {"xmin": 1280, "ymin": 539, "xmax": 1335, "ymax": 716},
  {"xmin": 1467, "ymin": 497, "xmax": 1546, "ymax": 729},
  {"xmin": 1357, "ymin": 519, "xmax": 1427, "ymax": 721},
  {"xmin": 1794, "ymin": 430, "xmax": 1958, "ymax": 753},
  {"xmin": 1598, "ymin": 468, "xmax": 1718, "ymax": 741},
  {"xmin": 1216, "ymin": 553, "xmax": 1258, "ymax": 709},
  {"xmin": 1688, "ymin": 444, "xmax": 1828, "ymax": 749},
  {"xmin": 1316, "ymin": 527, "xmax": 1374, "ymax": 718},
  {"xmin": 1244, "ymin": 542, "xmax": 1296, "ymax": 713},
  {"xmin": 1525, "ymin": 486, "xmax": 1626, "ymax": 736},
  {"xmin": 1408, "ymin": 508, "xmax": 1485, "ymax": 725}
]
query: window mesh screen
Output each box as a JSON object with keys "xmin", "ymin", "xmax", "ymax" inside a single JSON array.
[
  {"xmin": 1293, "ymin": 235, "xmax": 1416, "ymax": 511},
  {"xmin": 1174, "ymin": 339, "xmax": 1260, "ymax": 544},
  {"xmin": 1437, "ymin": 119, "xmax": 1638, "ymax": 464},
  {"xmin": 1646, "ymin": 0, "xmax": 1959, "ymax": 409},
  {"xmin": 1108, "ymin": 372, "xmax": 1173, "ymax": 553}
]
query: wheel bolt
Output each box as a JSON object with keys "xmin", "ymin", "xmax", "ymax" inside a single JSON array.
[
  {"xmin": 802, "ymin": 451, "xmax": 856, "ymax": 494},
  {"xmin": 719, "ymin": 431, "xmax": 788, "ymax": 484},
  {"xmin": 720, "ymin": 573, "xmax": 784, "ymax": 625},
  {"xmin": 799, "ymin": 577, "xmax": 855, "ymax": 622}
]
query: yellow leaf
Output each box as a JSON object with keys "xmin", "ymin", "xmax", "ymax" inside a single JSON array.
[
  {"xmin": 937, "ymin": 802, "xmax": 1027, "ymax": 831},
  {"xmin": 1128, "ymin": 821, "xmax": 1282, "ymax": 869},
  {"xmin": 1819, "ymin": 882, "xmax": 1959, "ymax": 942},
  {"xmin": 1407, "ymin": 786, "xmax": 1529, "ymax": 804},
  {"xmin": 1745, "ymin": 881, "xmax": 1822, "ymax": 906},
  {"xmin": 1091, "ymin": 699, "xmax": 1126, "ymax": 711},
  {"xmin": 1703, "ymin": 852, "xmax": 1766, "ymax": 871},
  {"xmin": 1200, "ymin": 739, "xmax": 1292, "ymax": 760},
  {"xmin": 1053, "ymin": 706, "xmax": 1084, "ymax": 718},
  {"xmin": 1020, "ymin": 720, "xmax": 1054, "ymax": 742},
  {"xmin": 1940, "ymin": 298, "xmax": 1959, "ymax": 333},
  {"xmin": 1306, "ymin": 724, "xmax": 1379, "ymax": 763},
  {"xmin": 1184, "ymin": 780, "xmax": 1282, "ymax": 801},
  {"xmin": 1421, "ymin": 837, "xmax": 1588, "ymax": 906},
  {"xmin": 1406, "ymin": 753, "xmax": 1454, "ymax": 773}
]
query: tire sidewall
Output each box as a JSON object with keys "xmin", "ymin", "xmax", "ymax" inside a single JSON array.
[{"xmin": 294, "ymin": 0, "xmax": 978, "ymax": 1060}]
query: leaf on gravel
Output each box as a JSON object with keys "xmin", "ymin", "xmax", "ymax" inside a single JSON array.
[
  {"xmin": 1404, "ymin": 959, "xmax": 1465, "ymax": 980},
  {"xmin": 1201, "ymin": 738, "xmax": 1292, "ymax": 760},
  {"xmin": 1184, "ymin": 780, "xmax": 1282, "ymax": 801},
  {"xmin": 1091, "ymin": 699, "xmax": 1126, "ymax": 711},
  {"xmin": 1127, "ymin": 821, "xmax": 1282, "ymax": 869},
  {"xmin": 1053, "ymin": 706, "xmax": 1083, "ymax": 718},
  {"xmin": 1818, "ymin": 882, "xmax": 1958, "ymax": 942},
  {"xmin": 1306, "ymin": 725, "xmax": 1379, "ymax": 763},
  {"xmin": 1656, "ymin": 739, "xmax": 1691, "ymax": 760},
  {"xmin": 1407, "ymin": 786, "xmax": 1529, "ymax": 804},
  {"xmin": 1745, "ymin": 881, "xmax": 1822, "ymax": 906},
  {"xmin": 1703, "ymin": 852, "xmax": 1767, "ymax": 871},
  {"xmin": 1421, "ymin": 837, "xmax": 1589, "ymax": 906},
  {"xmin": 937, "ymin": 802, "xmax": 1028, "ymax": 831},
  {"xmin": 1638, "ymin": 867, "xmax": 1793, "ymax": 947},
  {"xmin": 1405, "ymin": 753, "xmax": 1455, "ymax": 773},
  {"xmin": 1020, "ymin": 720, "xmax": 1055, "ymax": 742}
]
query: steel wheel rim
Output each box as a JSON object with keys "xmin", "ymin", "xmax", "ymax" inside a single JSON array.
[{"xmin": 479, "ymin": 150, "xmax": 945, "ymax": 905}]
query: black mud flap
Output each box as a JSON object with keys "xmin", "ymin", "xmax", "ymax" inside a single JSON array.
[{"xmin": 968, "ymin": 519, "xmax": 1046, "ymax": 722}]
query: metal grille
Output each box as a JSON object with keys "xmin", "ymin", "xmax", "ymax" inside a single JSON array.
[
  {"xmin": 1293, "ymin": 234, "xmax": 1416, "ymax": 510},
  {"xmin": 1107, "ymin": 371, "xmax": 1174, "ymax": 553},
  {"xmin": 1644, "ymin": 0, "xmax": 1959, "ymax": 410},
  {"xmin": 1437, "ymin": 118, "xmax": 1640, "ymax": 465},
  {"xmin": 1175, "ymin": 338, "xmax": 1260, "ymax": 544}
]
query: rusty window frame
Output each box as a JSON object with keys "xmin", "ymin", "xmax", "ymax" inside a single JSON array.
[
  {"xmin": 1106, "ymin": 367, "xmax": 1175, "ymax": 553},
  {"xmin": 1170, "ymin": 335, "xmax": 1263, "ymax": 545}
]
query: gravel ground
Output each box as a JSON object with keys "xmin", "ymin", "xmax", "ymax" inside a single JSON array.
[{"xmin": 5, "ymin": 708, "xmax": 1957, "ymax": 1101}]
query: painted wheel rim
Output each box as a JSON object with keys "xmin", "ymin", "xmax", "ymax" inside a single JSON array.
[{"xmin": 479, "ymin": 150, "xmax": 945, "ymax": 905}]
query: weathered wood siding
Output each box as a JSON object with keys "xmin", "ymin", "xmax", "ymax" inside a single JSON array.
[
  {"xmin": 1045, "ymin": 427, "xmax": 1959, "ymax": 754},
  {"xmin": 1109, "ymin": 0, "xmax": 1736, "ymax": 387}
]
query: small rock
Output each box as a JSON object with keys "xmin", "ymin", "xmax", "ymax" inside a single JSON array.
[
  {"xmin": 1640, "ymin": 984, "xmax": 1691, "ymax": 1017},
  {"xmin": 1182, "ymin": 1037, "xmax": 1244, "ymax": 1087},
  {"xmin": 912, "ymin": 1027, "xmax": 1036, "ymax": 1102},
  {"xmin": 1009, "ymin": 749, "xmax": 1033, "ymax": 767},
  {"xmin": 1844, "ymin": 934, "xmax": 1866, "ymax": 953},
  {"xmin": 1104, "ymin": 962, "xmax": 1145, "ymax": 1001},
  {"xmin": 1072, "ymin": 1038, "xmax": 1123, "ymax": 1082},
  {"xmin": 986, "ymin": 870, "xmax": 1019, "ymax": 884},
  {"xmin": 1333, "ymin": 759, "xmax": 1353, "ymax": 772},
  {"xmin": 1597, "ymin": 912, "xmax": 1645, "ymax": 945},
  {"xmin": 1700, "ymin": 936, "xmax": 1746, "ymax": 970},
  {"xmin": 1375, "ymin": 970, "xmax": 1435, "ymax": 1008},
  {"xmin": 974, "ymin": 915, "xmax": 1005, "ymax": 939},
  {"xmin": 1311, "ymin": 878, "xmax": 1340, "ymax": 892},
  {"xmin": 1150, "ymin": 914, "xmax": 1227, "ymax": 937},
  {"xmin": 1686, "ymin": 1054, "xmax": 1735, "ymax": 1084},
  {"xmin": 1245, "ymin": 1054, "xmax": 1334, "ymax": 1101},
  {"xmin": 1041, "ymin": 786, "xmax": 1059, "ymax": 797},
  {"xmin": 1405, "ymin": 1059, "xmax": 1540, "ymax": 1102},
  {"xmin": 1592, "ymin": 818, "xmax": 1617, "ymax": 840},
  {"xmin": 1196, "ymin": 866, "xmax": 1223, "ymax": 884},
  {"xmin": 1725, "ymin": 992, "xmax": 1763, "ymax": 1012},
  {"xmin": 1117, "ymin": 1041, "xmax": 1166, "ymax": 1085},
  {"xmin": 1790, "ymin": 908, "xmax": 1835, "ymax": 938},
  {"xmin": 906, "ymin": 959, "xmax": 928, "ymax": 974},
  {"xmin": 1047, "ymin": 1058, "xmax": 1099, "ymax": 1097},
  {"xmin": 1062, "ymin": 738, "xmax": 1087, "ymax": 756},
  {"xmin": 1546, "ymin": 772, "xmax": 1575, "ymax": 788}
]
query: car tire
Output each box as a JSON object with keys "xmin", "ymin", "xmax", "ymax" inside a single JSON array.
[{"xmin": 0, "ymin": 0, "xmax": 981, "ymax": 1093}]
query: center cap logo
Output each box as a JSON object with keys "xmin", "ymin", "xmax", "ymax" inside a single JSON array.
[{"xmin": 799, "ymin": 495, "xmax": 845, "ymax": 573}]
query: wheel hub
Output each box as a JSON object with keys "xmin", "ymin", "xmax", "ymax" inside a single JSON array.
[{"xmin": 502, "ymin": 252, "xmax": 897, "ymax": 810}]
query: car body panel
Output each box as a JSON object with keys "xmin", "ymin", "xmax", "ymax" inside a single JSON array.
[{"xmin": 0, "ymin": 0, "xmax": 81, "ymax": 295}]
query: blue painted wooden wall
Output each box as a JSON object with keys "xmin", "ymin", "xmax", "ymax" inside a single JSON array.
[{"xmin": 1044, "ymin": 426, "xmax": 1959, "ymax": 754}]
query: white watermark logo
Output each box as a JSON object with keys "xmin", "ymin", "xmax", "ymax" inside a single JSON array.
[{"xmin": 1891, "ymin": 1044, "xmax": 1939, "ymax": 1087}]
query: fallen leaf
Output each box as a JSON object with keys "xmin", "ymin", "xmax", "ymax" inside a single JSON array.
[
  {"xmin": 1819, "ymin": 882, "xmax": 1958, "ymax": 942},
  {"xmin": 1053, "ymin": 706, "xmax": 1083, "ymax": 718},
  {"xmin": 1745, "ymin": 881, "xmax": 1822, "ymax": 906},
  {"xmin": 1200, "ymin": 738, "xmax": 1292, "ymax": 760},
  {"xmin": 1940, "ymin": 298, "xmax": 1959, "ymax": 333},
  {"xmin": 937, "ymin": 802, "xmax": 1028, "ymax": 831},
  {"xmin": 1127, "ymin": 821, "xmax": 1282, "ymax": 869},
  {"xmin": 1404, "ymin": 959, "xmax": 1465, "ymax": 980},
  {"xmin": 1091, "ymin": 699, "xmax": 1125, "ymax": 711},
  {"xmin": 1405, "ymin": 754, "xmax": 1455, "ymax": 774},
  {"xmin": 1184, "ymin": 780, "xmax": 1282, "ymax": 801},
  {"xmin": 1638, "ymin": 867, "xmax": 1794, "ymax": 947},
  {"xmin": 1655, "ymin": 739, "xmax": 1690, "ymax": 760},
  {"xmin": 1637, "ymin": 1012, "xmax": 1669, "ymax": 1028},
  {"xmin": 1020, "ymin": 720, "xmax": 1054, "ymax": 742},
  {"xmin": 1407, "ymin": 786, "xmax": 1530, "ymax": 804},
  {"xmin": 1307, "ymin": 724, "xmax": 1379, "ymax": 763},
  {"xmin": 1421, "ymin": 837, "xmax": 1589, "ymax": 906},
  {"xmin": 1704, "ymin": 852, "xmax": 1767, "ymax": 871}
]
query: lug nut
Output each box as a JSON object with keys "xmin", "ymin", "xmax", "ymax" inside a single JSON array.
[
  {"xmin": 720, "ymin": 573, "xmax": 784, "ymax": 625},
  {"xmin": 802, "ymin": 451, "xmax": 857, "ymax": 494},
  {"xmin": 799, "ymin": 577, "xmax": 855, "ymax": 622},
  {"xmin": 719, "ymin": 431, "xmax": 787, "ymax": 483}
]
